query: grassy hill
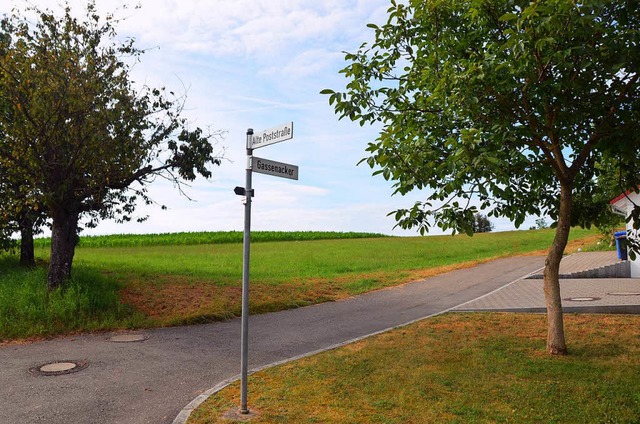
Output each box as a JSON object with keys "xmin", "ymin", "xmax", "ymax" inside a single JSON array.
[{"xmin": 1, "ymin": 228, "xmax": 599, "ymax": 341}]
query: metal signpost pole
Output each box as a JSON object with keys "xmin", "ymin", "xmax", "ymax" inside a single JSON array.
[
  {"xmin": 235, "ymin": 122, "xmax": 295, "ymax": 415},
  {"xmin": 240, "ymin": 128, "xmax": 254, "ymax": 414}
]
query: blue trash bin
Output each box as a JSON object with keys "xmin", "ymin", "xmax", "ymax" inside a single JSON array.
[{"xmin": 615, "ymin": 231, "xmax": 628, "ymax": 260}]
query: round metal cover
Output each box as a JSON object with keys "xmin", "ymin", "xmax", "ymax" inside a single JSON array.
[
  {"xmin": 108, "ymin": 334, "xmax": 148, "ymax": 343},
  {"xmin": 41, "ymin": 362, "xmax": 77, "ymax": 373},
  {"xmin": 30, "ymin": 360, "xmax": 89, "ymax": 376}
]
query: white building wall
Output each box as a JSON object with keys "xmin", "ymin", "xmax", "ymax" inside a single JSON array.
[{"xmin": 624, "ymin": 192, "xmax": 640, "ymax": 278}]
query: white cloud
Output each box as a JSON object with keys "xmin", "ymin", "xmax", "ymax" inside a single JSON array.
[
  {"xmin": 2, "ymin": 0, "xmax": 533, "ymax": 238},
  {"xmin": 261, "ymin": 48, "xmax": 342, "ymax": 79},
  {"xmin": 80, "ymin": 0, "xmax": 390, "ymax": 59}
]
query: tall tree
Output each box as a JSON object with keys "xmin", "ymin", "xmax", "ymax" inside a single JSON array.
[
  {"xmin": 323, "ymin": 0, "xmax": 640, "ymax": 354},
  {"xmin": 0, "ymin": 149, "xmax": 44, "ymax": 267},
  {"xmin": 0, "ymin": 69, "xmax": 42, "ymax": 267},
  {"xmin": 0, "ymin": 178, "xmax": 17, "ymax": 254},
  {"xmin": 0, "ymin": 2, "xmax": 223, "ymax": 289},
  {"xmin": 473, "ymin": 214, "xmax": 493, "ymax": 233}
]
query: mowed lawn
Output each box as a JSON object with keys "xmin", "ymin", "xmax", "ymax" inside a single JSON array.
[
  {"xmin": 1, "ymin": 228, "xmax": 597, "ymax": 340},
  {"xmin": 189, "ymin": 312, "xmax": 640, "ymax": 424}
]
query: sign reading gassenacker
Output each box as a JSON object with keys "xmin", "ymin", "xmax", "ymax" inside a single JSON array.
[
  {"xmin": 249, "ymin": 122, "xmax": 294, "ymax": 149},
  {"xmin": 252, "ymin": 156, "xmax": 299, "ymax": 180}
]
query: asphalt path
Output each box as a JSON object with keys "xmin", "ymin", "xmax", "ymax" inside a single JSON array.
[{"xmin": 0, "ymin": 255, "xmax": 545, "ymax": 424}]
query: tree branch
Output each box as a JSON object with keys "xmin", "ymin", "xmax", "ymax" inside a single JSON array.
[{"xmin": 570, "ymin": 72, "xmax": 639, "ymax": 179}]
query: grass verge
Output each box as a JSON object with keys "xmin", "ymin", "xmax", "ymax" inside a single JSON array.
[
  {"xmin": 2, "ymin": 228, "xmax": 599, "ymax": 340},
  {"xmin": 189, "ymin": 312, "xmax": 640, "ymax": 424}
]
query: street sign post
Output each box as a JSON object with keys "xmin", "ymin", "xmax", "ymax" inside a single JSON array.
[
  {"xmin": 234, "ymin": 123, "xmax": 298, "ymax": 415},
  {"xmin": 239, "ymin": 129, "xmax": 254, "ymax": 415}
]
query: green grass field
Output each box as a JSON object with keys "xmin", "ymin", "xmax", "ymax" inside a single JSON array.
[
  {"xmin": 70, "ymin": 227, "xmax": 594, "ymax": 282},
  {"xmin": 1, "ymin": 228, "xmax": 598, "ymax": 341},
  {"xmin": 189, "ymin": 312, "xmax": 640, "ymax": 424}
]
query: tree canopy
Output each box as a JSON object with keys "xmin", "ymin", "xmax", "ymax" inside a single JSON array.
[
  {"xmin": 0, "ymin": 2, "xmax": 223, "ymax": 288},
  {"xmin": 323, "ymin": 0, "xmax": 639, "ymax": 354}
]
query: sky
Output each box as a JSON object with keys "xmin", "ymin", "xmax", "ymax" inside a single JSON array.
[{"xmin": 2, "ymin": 0, "xmax": 542, "ymax": 236}]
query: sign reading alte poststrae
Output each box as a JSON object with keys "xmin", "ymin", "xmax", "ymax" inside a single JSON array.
[{"xmin": 249, "ymin": 121, "xmax": 293, "ymax": 149}]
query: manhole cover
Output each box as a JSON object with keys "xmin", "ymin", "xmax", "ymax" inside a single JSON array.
[
  {"xmin": 608, "ymin": 292, "xmax": 640, "ymax": 296},
  {"xmin": 564, "ymin": 297, "xmax": 601, "ymax": 302},
  {"xmin": 107, "ymin": 334, "xmax": 148, "ymax": 343},
  {"xmin": 30, "ymin": 360, "xmax": 89, "ymax": 376},
  {"xmin": 41, "ymin": 362, "xmax": 76, "ymax": 373}
]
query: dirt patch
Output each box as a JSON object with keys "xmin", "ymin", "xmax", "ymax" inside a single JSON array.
[{"xmin": 120, "ymin": 281, "xmax": 241, "ymax": 325}]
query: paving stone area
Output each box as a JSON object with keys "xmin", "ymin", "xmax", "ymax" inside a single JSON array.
[
  {"xmin": 528, "ymin": 251, "xmax": 621, "ymax": 278},
  {"xmin": 456, "ymin": 278, "xmax": 640, "ymax": 311},
  {"xmin": 456, "ymin": 252, "xmax": 640, "ymax": 312}
]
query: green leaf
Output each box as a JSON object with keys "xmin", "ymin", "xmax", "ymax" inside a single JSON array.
[{"xmin": 499, "ymin": 12, "xmax": 518, "ymax": 22}]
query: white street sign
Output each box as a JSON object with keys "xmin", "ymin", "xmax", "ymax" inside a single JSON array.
[
  {"xmin": 249, "ymin": 122, "xmax": 293, "ymax": 149},
  {"xmin": 252, "ymin": 156, "xmax": 299, "ymax": 180}
]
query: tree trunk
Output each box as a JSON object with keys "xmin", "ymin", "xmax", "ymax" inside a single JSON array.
[
  {"xmin": 19, "ymin": 218, "xmax": 35, "ymax": 268},
  {"xmin": 48, "ymin": 210, "xmax": 79, "ymax": 290},
  {"xmin": 543, "ymin": 183, "xmax": 572, "ymax": 355}
]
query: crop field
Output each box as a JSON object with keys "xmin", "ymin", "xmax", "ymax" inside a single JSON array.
[
  {"xmin": 1, "ymin": 228, "xmax": 599, "ymax": 341},
  {"xmin": 33, "ymin": 231, "xmax": 388, "ymax": 248}
]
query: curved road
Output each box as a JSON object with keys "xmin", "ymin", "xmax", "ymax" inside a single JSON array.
[{"xmin": 0, "ymin": 256, "xmax": 544, "ymax": 424}]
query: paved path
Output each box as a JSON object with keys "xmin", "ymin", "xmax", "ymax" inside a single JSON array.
[{"xmin": 0, "ymin": 256, "xmax": 545, "ymax": 424}]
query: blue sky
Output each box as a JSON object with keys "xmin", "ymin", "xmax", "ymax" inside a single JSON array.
[{"xmin": 4, "ymin": 0, "xmax": 541, "ymax": 236}]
